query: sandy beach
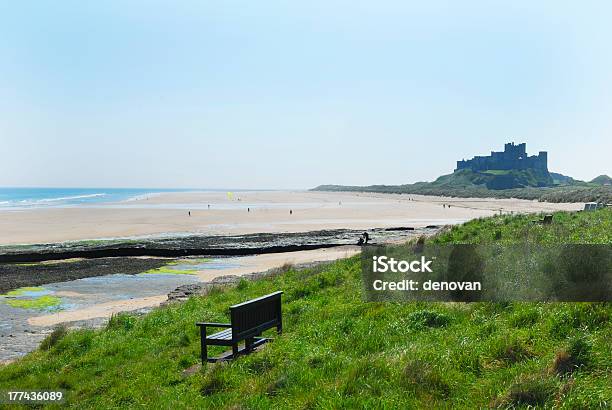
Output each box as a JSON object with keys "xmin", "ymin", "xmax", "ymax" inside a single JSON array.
[
  {"xmin": 0, "ymin": 191, "xmax": 582, "ymax": 245},
  {"xmin": 0, "ymin": 190, "xmax": 585, "ymax": 362}
]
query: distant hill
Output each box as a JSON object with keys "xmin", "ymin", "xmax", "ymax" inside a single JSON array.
[
  {"xmin": 312, "ymin": 181, "xmax": 612, "ymax": 203},
  {"xmin": 550, "ymin": 172, "xmax": 582, "ymax": 186},
  {"xmin": 314, "ymin": 142, "xmax": 612, "ymax": 203},
  {"xmin": 313, "ymin": 164, "xmax": 612, "ymax": 203},
  {"xmin": 432, "ymin": 168, "xmax": 553, "ymax": 190},
  {"xmin": 590, "ymin": 175, "xmax": 612, "ymax": 185}
]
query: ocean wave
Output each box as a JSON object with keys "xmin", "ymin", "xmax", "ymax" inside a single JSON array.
[
  {"xmin": 33, "ymin": 193, "xmax": 108, "ymax": 203},
  {"xmin": 0, "ymin": 193, "xmax": 108, "ymax": 208},
  {"xmin": 124, "ymin": 192, "xmax": 162, "ymax": 202}
]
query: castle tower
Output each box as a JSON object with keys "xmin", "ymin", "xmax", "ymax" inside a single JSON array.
[
  {"xmin": 536, "ymin": 151, "xmax": 548, "ymax": 170},
  {"xmin": 454, "ymin": 142, "xmax": 549, "ymax": 172}
]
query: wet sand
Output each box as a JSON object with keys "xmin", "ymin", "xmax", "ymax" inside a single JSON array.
[
  {"xmin": 0, "ymin": 257, "xmax": 169, "ymax": 294},
  {"xmin": 0, "ymin": 191, "xmax": 581, "ymax": 245},
  {"xmin": 25, "ymin": 246, "xmax": 360, "ymax": 327}
]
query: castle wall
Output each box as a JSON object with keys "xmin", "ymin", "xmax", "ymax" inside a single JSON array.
[{"xmin": 455, "ymin": 143, "xmax": 547, "ymax": 172}]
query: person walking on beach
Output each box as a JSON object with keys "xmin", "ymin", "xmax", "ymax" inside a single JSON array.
[
  {"xmin": 248, "ymin": 207, "xmax": 250, "ymax": 212},
  {"xmin": 289, "ymin": 209, "xmax": 293, "ymax": 215},
  {"xmin": 188, "ymin": 211, "xmax": 191, "ymax": 217}
]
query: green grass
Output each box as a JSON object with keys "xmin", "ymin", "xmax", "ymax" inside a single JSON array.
[
  {"xmin": 481, "ymin": 169, "xmax": 511, "ymax": 175},
  {"xmin": 0, "ymin": 210, "xmax": 610, "ymax": 408},
  {"xmin": 314, "ymin": 172, "xmax": 612, "ymax": 203},
  {"xmin": 432, "ymin": 208, "xmax": 611, "ymax": 245}
]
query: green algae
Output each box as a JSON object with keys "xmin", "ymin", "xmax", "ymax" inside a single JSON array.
[
  {"xmin": 3, "ymin": 287, "xmax": 45, "ymax": 297},
  {"xmin": 167, "ymin": 258, "xmax": 211, "ymax": 266},
  {"xmin": 140, "ymin": 258, "xmax": 211, "ymax": 275},
  {"xmin": 15, "ymin": 258, "xmax": 85, "ymax": 267},
  {"xmin": 4, "ymin": 295, "xmax": 62, "ymax": 310},
  {"xmin": 141, "ymin": 267, "xmax": 199, "ymax": 275},
  {"xmin": 1, "ymin": 287, "xmax": 62, "ymax": 311}
]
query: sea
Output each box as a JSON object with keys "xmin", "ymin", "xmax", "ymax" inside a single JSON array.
[{"xmin": 0, "ymin": 188, "xmax": 199, "ymax": 210}]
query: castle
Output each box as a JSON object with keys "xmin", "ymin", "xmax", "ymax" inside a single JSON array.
[{"xmin": 455, "ymin": 142, "xmax": 548, "ymax": 172}]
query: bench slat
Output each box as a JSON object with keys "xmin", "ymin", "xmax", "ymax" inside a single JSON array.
[
  {"xmin": 208, "ymin": 328, "xmax": 232, "ymax": 340},
  {"xmin": 231, "ymin": 292, "xmax": 282, "ymax": 340}
]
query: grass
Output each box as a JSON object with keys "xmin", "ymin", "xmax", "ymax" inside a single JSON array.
[
  {"xmin": 39, "ymin": 325, "xmax": 69, "ymax": 351},
  {"xmin": 0, "ymin": 209, "xmax": 610, "ymax": 408},
  {"xmin": 314, "ymin": 175, "xmax": 612, "ymax": 203},
  {"xmin": 432, "ymin": 208, "xmax": 611, "ymax": 245}
]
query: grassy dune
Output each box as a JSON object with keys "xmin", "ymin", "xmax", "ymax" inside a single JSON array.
[
  {"xmin": 313, "ymin": 178, "xmax": 612, "ymax": 203},
  {"xmin": 0, "ymin": 210, "xmax": 610, "ymax": 408}
]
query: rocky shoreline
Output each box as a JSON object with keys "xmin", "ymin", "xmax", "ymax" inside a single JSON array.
[
  {"xmin": 163, "ymin": 261, "xmax": 327, "ymax": 305},
  {"xmin": 0, "ymin": 257, "xmax": 170, "ymax": 294},
  {"xmin": 0, "ymin": 261, "xmax": 331, "ymax": 363},
  {"xmin": 0, "ymin": 227, "xmax": 434, "ymax": 362},
  {"xmin": 0, "ymin": 227, "xmax": 432, "ymax": 293},
  {"xmin": 0, "ymin": 227, "xmax": 432, "ymax": 263}
]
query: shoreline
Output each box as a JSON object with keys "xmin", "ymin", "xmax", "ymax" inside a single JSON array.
[
  {"xmin": 0, "ymin": 191, "xmax": 584, "ymax": 362},
  {"xmin": 0, "ymin": 246, "xmax": 360, "ymax": 362},
  {"xmin": 0, "ymin": 227, "xmax": 424, "ymax": 292},
  {"xmin": 0, "ymin": 191, "xmax": 582, "ymax": 246}
]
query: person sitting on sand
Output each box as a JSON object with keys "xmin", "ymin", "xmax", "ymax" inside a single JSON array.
[{"xmin": 356, "ymin": 232, "xmax": 370, "ymax": 245}]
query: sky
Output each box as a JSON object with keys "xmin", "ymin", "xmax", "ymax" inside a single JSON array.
[{"xmin": 0, "ymin": 1, "xmax": 611, "ymax": 189}]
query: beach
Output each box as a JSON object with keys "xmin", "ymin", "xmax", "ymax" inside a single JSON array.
[
  {"xmin": 0, "ymin": 191, "xmax": 582, "ymax": 245},
  {"xmin": 0, "ymin": 190, "xmax": 585, "ymax": 361}
]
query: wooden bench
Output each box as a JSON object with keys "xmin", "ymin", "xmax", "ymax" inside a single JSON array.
[{"xmin": 196, "ymin": 291, "xmax": 283, "ymax": 363}]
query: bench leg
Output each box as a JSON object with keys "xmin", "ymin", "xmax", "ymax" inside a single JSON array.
[
  {"xmin": 232, "ymin": 343, "xmax": 239, "ymax": 358},
  {"xmin": 277, "ymin": 322, "xmax": 282, "ymax": 334},
  {"xmin": 199, "ymin": 327, "xmax": 208, "ymax": 364},
  {"xmin": 245, "ymin": 337, "xmax": 254, "ymax": 352}
]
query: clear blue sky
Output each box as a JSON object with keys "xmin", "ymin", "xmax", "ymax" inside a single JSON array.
[{"xmin": 1, "ymin": 1, "xmax": 610, "ymax": 189}]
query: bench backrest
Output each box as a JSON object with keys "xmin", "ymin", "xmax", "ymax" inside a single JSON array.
[{"xmin": 230, "ymin": 291, "xmax": 282, "ymax": 340}]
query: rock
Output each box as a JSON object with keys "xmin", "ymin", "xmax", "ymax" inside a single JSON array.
[
  {"xmin": 210, "ymin": 275, "xmax": 241, "ymax": 285},
  {"xmin": 181, "ymin": 363, "xmax": 202, "ymax": 378}
]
